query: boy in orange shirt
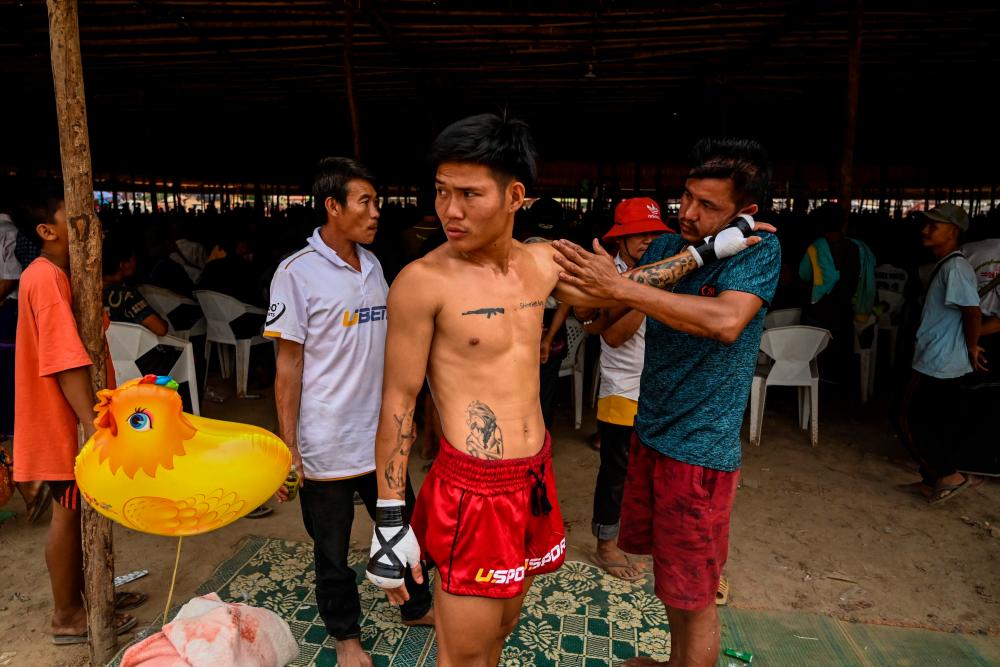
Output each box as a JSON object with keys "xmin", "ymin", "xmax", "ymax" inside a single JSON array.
[{"xmin": 12, "ymin": 185, "xmax": 142, "ymax": 644}]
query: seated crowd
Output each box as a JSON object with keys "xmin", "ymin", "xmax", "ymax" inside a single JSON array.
[{"xmin": 1, "ymin": 159, "xmax": 998, "ymax": 666}]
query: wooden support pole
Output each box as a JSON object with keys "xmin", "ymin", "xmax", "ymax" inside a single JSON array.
[
  {"xmin": 838, "ymin": 0, "xmax": 863, "ymax": 213},
  {"xmin": 45, "ymin": 0, "xmax": 116, "ymax": 663},
  {"xmin": 343, "ymin": 2, "xmax": 361, "ymax": 159}
]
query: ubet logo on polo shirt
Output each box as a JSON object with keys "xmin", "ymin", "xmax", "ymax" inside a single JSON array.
[{"xmin": 342, "ymin": 305, "xmax": 387, "ymax": 327}]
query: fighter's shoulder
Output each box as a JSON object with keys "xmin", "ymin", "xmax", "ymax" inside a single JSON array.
[
  {"xmin": 389, "ymin": 255, "xmax": 448, "ymax": 301},
  {"xmin": 518, "ymin": 239, "xmax": 561, "ymax": 271}
]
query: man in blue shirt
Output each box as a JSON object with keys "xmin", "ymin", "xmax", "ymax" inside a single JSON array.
[
  {"xmin": 553, "ymin": 138, "xmax": 779, "ymax": 667},
  {"xmin": 900, "ymin": 203, "xmax": 985, "ymax": 505}
]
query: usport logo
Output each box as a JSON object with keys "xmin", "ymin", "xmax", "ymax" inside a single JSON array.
[
  {"xmin": 473, "ymin": 539, "xmax": 566, "ymax": 585},
  {"xmin": 343, "ymin": 305, "xmax": 387, "ymax": 327}
]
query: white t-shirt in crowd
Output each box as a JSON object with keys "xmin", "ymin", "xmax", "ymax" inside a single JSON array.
[
  {"xmin": 962, "ymin": 239, "xmax": 1000, "ymax": 317},
  {"xmin": 265, "ymin": 227, "xmax": 388, "ymax": 480},
  {"xmin": 598, "ymin": 254, "xmax": 645, "ymax": 401},
  {"xmin": 0, "ymin": 214, "xmax": 21, "ymax": 301}
]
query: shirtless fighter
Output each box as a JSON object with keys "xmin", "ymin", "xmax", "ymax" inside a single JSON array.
[{"xmin": 365, "ymin": 114, "xmax": 771, "ymax": 666}]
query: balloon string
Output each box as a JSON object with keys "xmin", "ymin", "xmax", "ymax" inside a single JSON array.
[{"xmin": 163, "ymin": 536, "xmax": 183, "ymax": 624}]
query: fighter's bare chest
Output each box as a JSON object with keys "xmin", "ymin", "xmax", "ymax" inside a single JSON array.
[{"xmin": 435, "ymin": 284, "xmax": 551, "ymax": 355}]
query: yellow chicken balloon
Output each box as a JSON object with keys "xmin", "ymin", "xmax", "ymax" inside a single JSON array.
[{"xmin": 75, "ymin": 375, "xmax": 291, "ymax": 536}]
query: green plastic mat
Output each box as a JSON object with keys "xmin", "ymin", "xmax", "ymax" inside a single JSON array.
[
  {"xmin": 719, "ymin": 606, "xmax": 999, "ymax": 667},
  {"xmin": 109, "ymin": 536, "xmax": 1000, "ymax": 666}
]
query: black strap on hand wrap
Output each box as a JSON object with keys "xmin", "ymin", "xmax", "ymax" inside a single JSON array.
[
  {"xmin": 729, "ymin": 214, "xmax": 754, "ymax": 237},
  {"xmin": 692, "ymin": 237, "xmax": 717, "ymax": 264},
  {"xmin": 690, "ymin": 215, "xmax": 754, "ymax": 265},
  {"xmin": 367, "ymin": 504, "xmax": 409, "ymax": 579}
]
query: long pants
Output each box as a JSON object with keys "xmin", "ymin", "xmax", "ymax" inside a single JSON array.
[
  {"xmin": 539, "ymin": 353, "xmax": 564, "ymax": 430},
  {"xmin": 299, "ymin": 471, "xmax": 432, "ymax": 640},
  {"xmin": 592, "ymin": 420, "xmax": 632, "ymax": 540},
  {"xmin": 899, "ymin": 371, "xmax": 969, "ymax": 485}
]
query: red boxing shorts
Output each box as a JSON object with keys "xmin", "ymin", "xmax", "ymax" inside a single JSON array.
[
  {"xmin": 618, "ymin": 434, "xmax": 739, "ymax": 610},
  {"xmin": 411, "ymin": 432, "xmax": 566, "ymax": 599}
]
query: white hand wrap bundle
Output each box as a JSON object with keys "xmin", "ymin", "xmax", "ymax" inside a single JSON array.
[
  {"xmin": 687, "ymin": 214, "xmax": 757, "ymax": 267},
  {"xmin": 366, "ymin": 499, "xmax": 421, "ymax": 589}
]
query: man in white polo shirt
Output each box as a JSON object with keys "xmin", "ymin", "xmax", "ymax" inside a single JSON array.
[
  {"xmin": 266, "ymin": 157, "xmax": 432, "ymax": 667},
  {"xmin": 575, "ymin": 198, "xmax": 668, "ymax": 581}
]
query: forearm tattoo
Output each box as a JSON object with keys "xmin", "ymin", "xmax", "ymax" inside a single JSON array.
[
  {"xmin": 465, "ymin": 400, "xmax": 504, "ymax": 460},
  {"xmin": 384, "ymin": 409, "xmax": 415, "ymax": 498},
  {"xmin": 627, "ymin": 251, "xmax": 699, "ymax": 290},
  {"xmin": 384, "ymin": 461, "xmax": 405, "ymax": 497}
]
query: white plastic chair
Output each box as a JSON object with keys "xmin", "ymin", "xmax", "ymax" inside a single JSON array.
[
  {"xmin": 875, "ymin": 264, "xmax": 908, "ymax": 293},
  {"xmin": 137, "ymin": 284, "xmax": 206, "ymax": 340},
  {"xmin": 106, "ymin": 321, "xmax": 200, "ymax": 415},
  {"xmin": 559, "ymin": 317, "xmax": 588, "ymax": 429},
  {"xmin": 759, "ymin": 308, "xmax": 803, "ymax": 365},
  {"xmin": 876, "ymin": 288, "xmax": 905, "ymax": 367},
  {"xmin": 193, "ymin": 290, "xmax": 272, "ymax": 398},
  {"xmin": 764, "ymin": 308, "xmax": 802, "ymax": 329},
  {"xmin": 750, "ymin": 325, "xmax": 831, "ymax": 447},
  {"xmin": 853, "ymin": 315, "xmax": 879, "ymax": 403}
]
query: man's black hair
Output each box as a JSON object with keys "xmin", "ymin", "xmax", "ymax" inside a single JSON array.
[
  {"xmin": 814, "ymin": 201, "xmax": 847, "ymax": 234},
  {"xmin": 688, "ymin": 138, "xmax": 771, "ymax": 208},
  {"xmin": 102, "ymin": 233, "xmax": 135, "ymax": 277},
  {"xmin": 12, "ymin": 180, "xmax": 65, "ymax": 242},
  {"xmin": 428, "ymin": 113, "xmax": 537, "ymax": 188},
  {"xmin": 311, "ymin": 157, "xmax": 375, "ymax": 214}
]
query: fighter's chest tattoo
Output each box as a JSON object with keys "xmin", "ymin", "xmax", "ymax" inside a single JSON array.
[
  {"xmin": 461, "ymin": 307, "xmax": 505, "ymax": 319},
  {"xmin": 460, "ymin": 297, "xmax": 547, "ymax": 320}
]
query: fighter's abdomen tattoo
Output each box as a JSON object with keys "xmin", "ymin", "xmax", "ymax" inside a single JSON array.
[{"xmin": 465, "ymin": 400, "xmax": 504, "ymax": 460}]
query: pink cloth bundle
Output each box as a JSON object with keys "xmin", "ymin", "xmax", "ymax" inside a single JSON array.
[{"xmin": 121, "ymin": 593, "xmax": 298, "ymax": 667}]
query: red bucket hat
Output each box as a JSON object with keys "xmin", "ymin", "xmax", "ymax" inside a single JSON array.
[{"xmin": 603, "ymin": 197, "xmax": 671, "ymax": 242}]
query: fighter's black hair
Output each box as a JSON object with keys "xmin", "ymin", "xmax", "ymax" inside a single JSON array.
[
  {"xmin": 428, "ymin": 113, "xmax": 537, "ymax": 188},
  {"xmin": 688, "ymin": 138, "xmax": 771, "ymax": 208}
]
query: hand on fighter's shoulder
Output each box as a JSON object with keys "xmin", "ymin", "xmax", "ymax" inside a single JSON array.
[{"xmin": 518, "ymin": 238, "xmax": 565, "ymax": 280}]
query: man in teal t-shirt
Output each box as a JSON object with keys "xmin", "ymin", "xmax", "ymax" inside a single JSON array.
[
  {"xmin": 634, "ymin": 226, "xmax": 779, "ymax": 472},
  {"xmin": 554, "ymin": 138, "xmax": 780, "ymax": 667}
]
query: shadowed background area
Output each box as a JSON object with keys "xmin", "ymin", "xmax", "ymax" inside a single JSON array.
[{"xmin": 2, "ymin": 1, "xmax": 999, "ymax": 193}]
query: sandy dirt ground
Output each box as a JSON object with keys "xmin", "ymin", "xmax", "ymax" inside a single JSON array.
[{"xmin": 2, "ymin": 379, "xmax": 998, "ymax": 666}]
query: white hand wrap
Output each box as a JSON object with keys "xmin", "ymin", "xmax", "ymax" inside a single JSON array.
[
  {"xmin": 366, "ymin": 499, "xmax": 421, "ymax": 589},
  {"xmin": 687, "ymin": 214, "xmax": 757, "ymax": 267}
]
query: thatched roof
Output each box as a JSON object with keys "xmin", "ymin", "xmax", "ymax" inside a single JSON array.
[{"xmin": 2, "ymin": 1, "xmax": 998, "ymax": 189}]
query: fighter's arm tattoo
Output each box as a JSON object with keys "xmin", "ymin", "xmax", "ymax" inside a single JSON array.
[
  {"xmin": 465, "ymin": 400, "xmax": 503, "ymax": 460},
  {"xmin": 383, "ymin": 409, "xmax": 415, "ymax": 497},
  {"xmin": 624, "ymin": 251, "xmax": 700, "ymax": 290}
]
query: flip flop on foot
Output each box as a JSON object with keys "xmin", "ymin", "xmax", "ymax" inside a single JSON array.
[
  {"xmin": 114, "ymin": 590, "xmax": 148, "ymax": 612},
  {"xmin": 897, "ymin": 480, "xmax": 933, "ymax": 499},
  {"xmin": 53, "ymin": 613, "xmax": 137, "ymax": 645},
  {"xmin": 592, "ymin": 551, "xmax": 645, "ymax": 581},
  {"xmin": 245, "ymin": 505, "xmax": 273, "ymax": 518},
  {"xmin": 716, "ymin": 575, "xmax": 730, "ymax": 606},
  {"xmin": 929, "ymin": 475, "xmax": 983, "ymax": 505}
]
